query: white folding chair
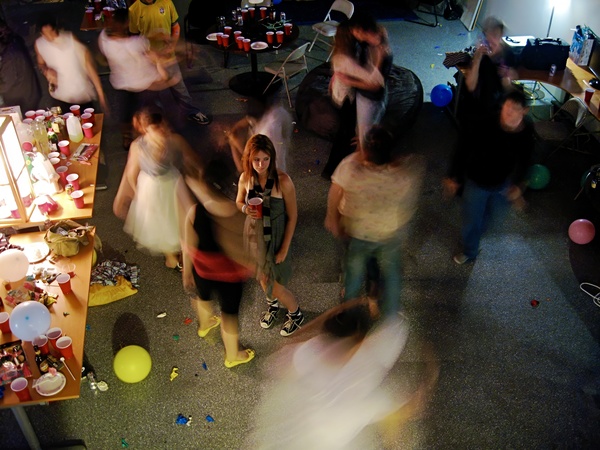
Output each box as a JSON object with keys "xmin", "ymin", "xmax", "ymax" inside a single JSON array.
[
  {"xmin": 263, "ymin": 43, "xmax": 310, "ymax": 108},
  {"xmin": 307, "ymin": 0, "xmax": 354, "ymax": 62}
]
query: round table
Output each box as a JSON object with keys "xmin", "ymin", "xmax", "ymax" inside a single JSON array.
[{"xmin": 206, "ymin": 19, "xmax": 300, "ymax": 97}]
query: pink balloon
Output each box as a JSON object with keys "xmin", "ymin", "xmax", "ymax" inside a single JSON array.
[{"xmin": 568, "ymin": 219, "xmax": 595, "ymax": 244}]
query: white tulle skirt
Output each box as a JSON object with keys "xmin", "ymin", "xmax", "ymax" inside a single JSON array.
[{"xmin": 124, "ymin": 170, "xmax": 181, "ymax": 255}]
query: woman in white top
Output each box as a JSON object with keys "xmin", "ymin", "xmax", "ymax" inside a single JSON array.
[{"xmin": 35, "ymin": 17, "xmax": 107, "ymax": 114}]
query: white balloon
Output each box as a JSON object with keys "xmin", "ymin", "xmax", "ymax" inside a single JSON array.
[
  {"xmin": 9, "ymin": 301, "xmax": 51, "ymax": 342},
  {"xmin": 0, "ymin": 249, "xmax": 29, "ymax": 282}
]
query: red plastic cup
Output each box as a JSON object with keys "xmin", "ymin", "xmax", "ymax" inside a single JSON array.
[
  {"xmin": 276, "ymin": 31, "xmax": 284, "ymax": 44},
  {"xmin": 47, "ymin": 327, "xmax": 62, "ymax": 349},
  {"xmin": 82, "ymin": 123, "xmax": 94, "ymax": 138},
  {"xmin": 221, "ymin": 34, "xmax": 230, "ymax": 47},
  {"xmin": 35, "ymin": 196, "xmax": 50, "ymax": 214},
  {"xmin": 33, "ymin": 335, "xmax": 50, "ymax": 355},
  {"xmin": 223, "ymin": 26, "xmax": 232, "ymax": 35},
  {"xmin": 85, "ymin": 8, "xmax": 94, "ymax": 23},
  {"xmin": 248, "ymin": 197, "xmax": 263, "ymax": 218},
  {"xmin": 584, "ymin": 88, "xmax": 594, "ymax": 103},
  {"xmin": 81, "ymin": 113, "xmax": 93, "ymax": 124},
  {"xmin": 21, "ymin": 141, "xmax": 33, "ymax": 152},
  {"xmin": 56, "ymin": 166, "xmax": 69, "ymax": 186},
  {"xmin": 56, "ymin": 336, "xmax": 74, "ymax": 359},
  {"xmin": 57, "ymin": 273, "xmax": 73, "ymax": 294},
  {"xmin": 66, "ymin": 173, "xmax": 80, "ymax": 190},
  {"xmin": 35, "ymin": 109, "xmax": 46, "ymax": 118},
  {"xmin": 216, "ymin": 32, "xmax": 223, "ymax": 46},
  {"xmin": 11, "ymin": 377, "xmax": 32, "ymax": 402},
  {"xmin": 0, "ymin": 311, "xmax": 10, "ymax": 334},
  {"xmin": 260, "ymin": 7, "xmax": 267, "ymax": 19},
  {"xmin": 249, "ymin": 7, "xmax": 255, "ymax": 18},
  {"xmin": 94, "ymin": 0, "xmax": 102, "ymax": 13},
  {"xmin": 236, "ymin": 36, "xmax": 245, "ymax": 49},
  {"xmin": 69, "ymin": 105, "xmax": 81, "ymax": 116},
  {"xmin": 284, "ymin": 23, "xmax": 293, "ymax": 35},
  {"xmin": 243, "ymin": 38, "xmax": 251, "ymax": 52},
  {"xmin": 50, "ymin": 157, "xmax": 61, "ymax": 168},
  {"xmin": 71, "ymin": 190, "xmax": 85, "ymax": 209},
  {"xmin": 84, "ymin": 108, "xmax": 95, "ymax": 125},
  {"xmin": 266, "ymin": 31, "xmax": 274, "ymax": 44},
  {"xmin": 103, "ymin": 6, "xmax": 114, "ymax": 18},
  {"xmin": 234, "ymin": 30, "xmax": 242, "ymax": 38},
  {"xmin": 58, "ymin": 140, "xmax": 71, "ymax": 157},
  {"xmin": 25, "ymin": 110, "xmax": 36, "ymax": 120}
]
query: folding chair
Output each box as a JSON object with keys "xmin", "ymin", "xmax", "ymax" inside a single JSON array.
[
  {"xmin": 262, "ymin": 43, "xmax": 310, "ymax": 108},
  {"xmin": 307, "ymin": 0, "xmax": 354, "ymax": 62}
]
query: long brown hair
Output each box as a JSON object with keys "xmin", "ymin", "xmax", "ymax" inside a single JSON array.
[
  {"xmin": 242, "ymin": 134, "xmax": 280, "ymax": 191},
  {"xmin": 332, "ymin": 20, "xmax": 355, "ymax": 59}
]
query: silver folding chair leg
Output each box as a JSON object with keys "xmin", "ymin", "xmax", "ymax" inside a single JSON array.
[
  {"xmin": 262, "ymin": 73, "xmax": 281, "ymax": 96},
  {"xmin": 308, "ymin": 32, "xmax": 320, "ymax": 52}
]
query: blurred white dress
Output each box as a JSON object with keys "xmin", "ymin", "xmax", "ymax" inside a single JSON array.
[
  {"xmin": 124, "ymin": 133, "xmax": 181, "ymax": 255},
  {"xmin": 250, "ymin": 315, "xmax": 410, "ymax": 449}
]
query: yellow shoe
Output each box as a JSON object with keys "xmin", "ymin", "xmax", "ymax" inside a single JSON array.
[
  {"xmin": 197, "ymin": 316, "xmax": 221, "ymax": 338},
  {"xmin": 224, "ymin": 349, "xmax": 255, "ymax": 368}
]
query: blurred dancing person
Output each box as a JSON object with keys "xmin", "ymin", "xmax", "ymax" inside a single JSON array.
[
  {"xmin": 129, "ymin": 0, "xmax": 211, "ymax": 126},
  {"xmin": 249, "ymin": 299, "xmax": 439, "ymax": 449},
  {"xmin": 236, "ymin": 134, "xmax": 304, "ymax": 336},
  {"xmin": 179, "ymin": 156, "xmax": 255, "ymax": 368},
  {"xmin": 99, "ymin": 8, "xmax": 178, "ymax": 149},
  {"xmin": 0, "ymin": 19, "xmax": 41, "ymax": 111},
  {"xmin": 116, "ymin": 108, "xmax": 190, "ymax": 270},
  {"xmin": 443, "ymin": 90, "xmax": 533, "ymax": 264},
  {"xmin": 322, "ymin": 20, "xmax": 384, "ymax": 179},
  {"xmin": 325, "ymin": 126, "xmax": 424, "ymax": 316},
  {"xmin": 35, "ymin": 16, "xmax": 107, "ymax": 114}
]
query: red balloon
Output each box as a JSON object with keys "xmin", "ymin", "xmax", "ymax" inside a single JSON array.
[{"xmin": 568, "ymin": 219, "xmax": 595, "ymax": 244}]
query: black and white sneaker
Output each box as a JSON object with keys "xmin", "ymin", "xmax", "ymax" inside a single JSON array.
[
  {"xmin": 260, "ymin": 300, "xmax": 280, "ymax": 329},
  {"xmin": 280, "ymin": 310, "xmax": 304, "ymax": 337},
  {"xmin": 188, "ymin": 112, "xmax": 211, "ymax": 125}
]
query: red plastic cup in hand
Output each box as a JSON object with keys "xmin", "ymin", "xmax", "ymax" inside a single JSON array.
[{"xmin": 248, "ymin": 197, "xmax": 263, "ymax": 218}]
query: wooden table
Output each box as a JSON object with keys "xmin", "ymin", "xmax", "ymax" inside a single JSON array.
[
  {"xmin": 0, "ymin": 230, "xmax": 95, "ymax": 449},
  {"xmin": 4, "ymin": 114, "xmax": 103, "ymax": 230},
  {"xmin": 206, "ymin": 21, "xmax": 300, "ymax": 96},
  {"xmin": 452, "ymin": 59, "xmax": 600, "ymax": 123},
  {"xmin": 516, "ymin": 59, "xmax": 600, "ymax": 120}
]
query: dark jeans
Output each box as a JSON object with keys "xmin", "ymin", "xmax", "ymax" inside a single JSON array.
[{"xmin": 322, "ymin": 98, "xmax": 357, "ymax": 178}]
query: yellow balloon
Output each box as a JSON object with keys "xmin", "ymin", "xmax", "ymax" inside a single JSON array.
[{"xmin": 113, "ymin": 345, "xmax": 152, "ymax": 383}]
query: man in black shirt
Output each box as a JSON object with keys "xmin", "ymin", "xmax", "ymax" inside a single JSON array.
[{"xmin": 444, "ymin": 90, "xmax": 534, "ymax": 264}]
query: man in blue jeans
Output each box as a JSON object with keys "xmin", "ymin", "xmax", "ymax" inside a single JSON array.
[
  {"xmin": 325, "ymin": 126, "xmax": 425, "ymax": 316},
  {"xmin": 443, "ymin": 90, "xmax": 534, "ymax": 264}
]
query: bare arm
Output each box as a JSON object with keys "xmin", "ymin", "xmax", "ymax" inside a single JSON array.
[
  {"xmin": 324, "ymin": 182, "xmax": 344, "ymax": 238},
  {"xmin": 83, "ymin": 47, "xmax": 108, "ymax": 112},
  {"xmin": 236, "ymin": 173, "xmax": 249, "ymax": 213},
  {"xmin": 464, "ymin": 45, "xmax": 487, "ymax": 93},
  {"xmin": 182, "ymin": 204, "xmax": 198, "ymax": 294},
  {"xmin": 276, "ymin": 172, "xmax": 297, "ymax": 264}
]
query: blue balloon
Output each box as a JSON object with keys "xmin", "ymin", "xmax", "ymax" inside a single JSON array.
[
  {"xmin": 431, "ymin": 84, "xmax": 453, "ymax": 107},
  {"xmin": 273, "ymin": 0, "xmax": 282, "ymax": 4},
  {"xmin": 9, "ymin": 301, "xmax": 51, "ymax": 342}
]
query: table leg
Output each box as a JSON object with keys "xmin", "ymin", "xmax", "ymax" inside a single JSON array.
[
  {"xmin": 229, "ymin": 52, "xmax": 280, "ymax": 97},
  {"xmin": 12, "ymin": 405, "xmax": 42, "ymax": 450}
]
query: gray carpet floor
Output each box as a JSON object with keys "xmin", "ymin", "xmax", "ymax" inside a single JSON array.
[{"xmin": 1, "ymin": 2, "xmax": 600, "ymax": 449}]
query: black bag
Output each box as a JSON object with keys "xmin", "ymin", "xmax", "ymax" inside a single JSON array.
[{"xmin": 521, "ymin": 38, "xmax": 570, "ymax": 71}]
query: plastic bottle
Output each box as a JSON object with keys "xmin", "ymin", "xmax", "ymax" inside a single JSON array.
[{"xmin": 66, "ymin": 114, "xmax": 83, "ymax": 143}]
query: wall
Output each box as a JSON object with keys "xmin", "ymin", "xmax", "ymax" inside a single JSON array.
[{"xmin": 476, "ymin": 0, "xmax": 600, "ymax": 42}]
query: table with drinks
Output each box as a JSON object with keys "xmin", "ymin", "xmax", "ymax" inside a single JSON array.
[
  {"xmin": 208, "ymin": 5, "xmax": 300, "ymax": 96},
  {"xmin": 0, "ymin": 228, "xmax": 96, "ymax": 450},
  {"xmin": 14, "ymin": 108, "xmax": 104, "ymax": 229},
  {"xmin": 80, "ymin": 0, "xmax": 122, "ymax": 32}
]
